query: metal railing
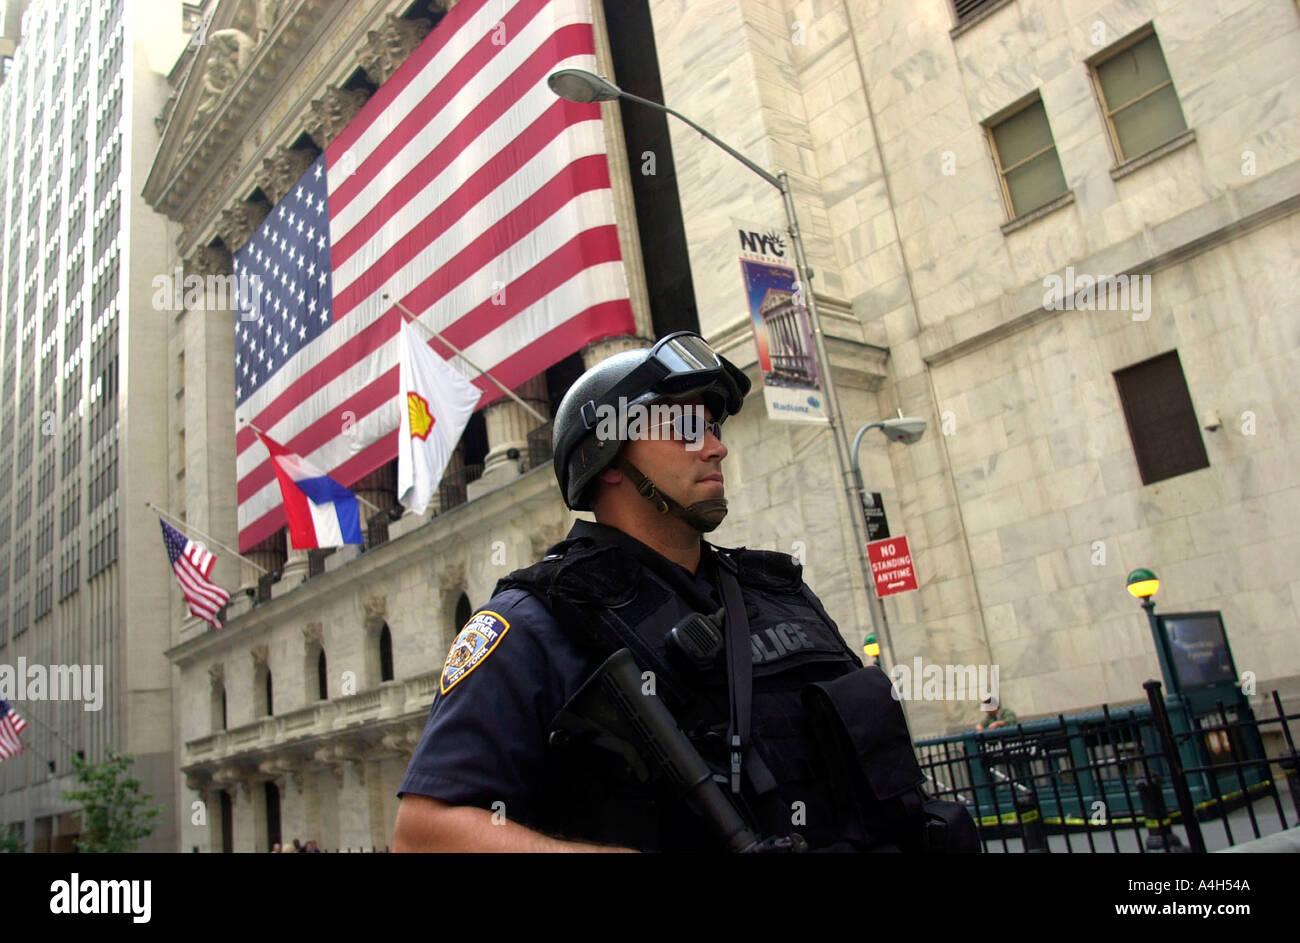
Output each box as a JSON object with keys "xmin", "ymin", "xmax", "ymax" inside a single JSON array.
[
  {"xmin": 913, "ymin": 681, "xmax": 1299, "ymax": 852},
  {"xmin": 524, "ymin": 421, "xmax": 554, "ymax": 472},
  {"xmin": 437, "ymin": 462, "xmax": 483, "ymax": 513}
]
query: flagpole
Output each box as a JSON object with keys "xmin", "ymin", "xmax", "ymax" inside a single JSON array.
[
  {"xmin": 384, "ymin": 295, "xmax": 549, "ymax": 424},
  {"xmin": 236, "ymin": 418, "xmax": 386, "ymax": 517},
  {"xmin": 4, "ymin": 705, "xmax": 83, "ymax": 763},
  {"xmin": 146, "ymin": 501, "xmax": 270, "ymax": 574}
]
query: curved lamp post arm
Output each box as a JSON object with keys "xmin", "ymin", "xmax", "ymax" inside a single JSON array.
[{"xmin": 615, "ymin": 89, "xmax": 784, "ymax": 191}]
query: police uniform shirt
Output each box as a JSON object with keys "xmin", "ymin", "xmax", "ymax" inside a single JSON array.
[{"xmin": 397, "ymin": 521, "xmax": 722, "ymax": 827}]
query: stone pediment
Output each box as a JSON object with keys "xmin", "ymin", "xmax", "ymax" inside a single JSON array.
[{"xmin": 144, "ymin": 1, "xmax": 445, "ymax": 258}]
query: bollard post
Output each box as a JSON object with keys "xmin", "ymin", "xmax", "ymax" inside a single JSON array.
[
  {"xmin": 1137, "ymin": 776, "xmax": 1186, "ymax": 852},
  {"xmin": 1012, "ymin": 756, "xmax": 1048, "ymax": 853}
]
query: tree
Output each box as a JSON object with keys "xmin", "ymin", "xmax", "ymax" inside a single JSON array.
[
  {"xmin": 62, "ymin": 748, "xmax": 161, "ymax": 853},
  {"xmin": 0, "ymin": 826, "xmax": 23, "ymax": 853}
]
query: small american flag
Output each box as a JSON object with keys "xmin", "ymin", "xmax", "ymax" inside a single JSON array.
[
  {"xmin": 0, "ymin": 699, "xmax": 26, "ymax": 760},
  {"xmin": 160, "ymin": 519, "xmax": 232, "ymax": 629}
]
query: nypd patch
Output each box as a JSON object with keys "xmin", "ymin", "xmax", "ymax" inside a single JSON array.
[{"xmin": 440, "ymin": 610, "xmax": 510, "ymax": 695}]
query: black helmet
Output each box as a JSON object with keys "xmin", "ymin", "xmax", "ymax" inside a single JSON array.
[{"xmin": 552, "ymin": 332, "xmax": 750, "ymax": 511}]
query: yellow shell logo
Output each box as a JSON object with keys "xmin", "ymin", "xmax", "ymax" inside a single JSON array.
[{"xmin": 407, "ymin": 391, "xmax": 434, "ymax": 440}]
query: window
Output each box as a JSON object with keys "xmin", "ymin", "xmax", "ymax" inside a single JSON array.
[
  {"xmin": 987, "ymin": 96, "xmax": 1069, "ymax": 219},
  {"xmin": 1114, "ymin": 351, "xmax": 1209, "ymax": 485},
  {"xmin": 253, "ymin": 664, "xmax": 274, "ymax": 717},
  {"xmin": 1091, "ymin": 29, "xmax": 1187, "ymax": 163},
  {"xmin": 952, "ymin": 0, "xmax": 1008, "ymax": 26},
  {"xmin": 211, "ymin": 680, "xmax": 227, "ymax": 731},
  {"xmin": 317, "ymin": 648, "xmax": 328, "ymax": 701},
  {"xmin": 379, "ymin": 624, "xmax": 394, "ymax": 683}
]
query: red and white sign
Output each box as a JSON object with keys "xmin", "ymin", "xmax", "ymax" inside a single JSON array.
[{"xmin": 866, "ymin": 536, "xmax": 919, "ymax": 598}]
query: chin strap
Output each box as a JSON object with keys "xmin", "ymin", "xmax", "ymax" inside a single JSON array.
[{"xmin": 614, "ymin": 456, "xmax": 728, "ymax": 533}]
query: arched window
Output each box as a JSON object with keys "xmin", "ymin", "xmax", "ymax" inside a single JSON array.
[
  {"xmin": 264, "ymin": 781, "xmax": 281, "ymax": 851},
  {"xmin": 379, "ymin": 623, "xmax": 394, "ymax": 682},
  {"xmin": 454, "ymin": 592, "xmax": 471, "ymax": 631},
  {"xmin": 253, "ymin": 662, "xmax": 273, "ymax": 717},
  {"xmin": 211, "ymin": 681, "xmax": 227, "ymax": 732},
  {"xmin": 219, "ymin": 791, "xmax": 233, "ymax": 854},
  {"xmin": 317, "ymin": 648, "xmax": 328, "ymax": 701}
]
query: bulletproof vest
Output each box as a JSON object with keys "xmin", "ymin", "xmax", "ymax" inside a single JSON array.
[{"xmin": 495, "ymin": 533, "xmax": 931, "ymax": 852}]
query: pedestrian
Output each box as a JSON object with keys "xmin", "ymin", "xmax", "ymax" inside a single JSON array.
[
  {"xmin": 393, "ymin": 332, "xmax": 975, "ymax": 852},
  {"xmin": 975, "ymin": 694, "xmax": 1018, "ymax": 731}
]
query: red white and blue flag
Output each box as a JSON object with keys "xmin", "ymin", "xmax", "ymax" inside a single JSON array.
[
  {"xmin": 0, "ymin": 699, "xmax": 26, "ymax": 760},
  {"xmin": 254, "ymin": 430, "xmax": 364, "ymax": 549},
  {"xmin": 233, "ymin": 0, "xmax": 636, "ymax": 551},
  {"xmin": 160, "ymin": 519, "xmax": 233, "ymax": 629}
]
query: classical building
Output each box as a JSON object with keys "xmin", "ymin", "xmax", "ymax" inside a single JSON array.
[
  {"xmin": 0, "ymin": 0, "xmax": 189, "ymax": 852},
  {"xmin": 150, "ymin": 0, "xmax": 1299, "ymax": 853}
]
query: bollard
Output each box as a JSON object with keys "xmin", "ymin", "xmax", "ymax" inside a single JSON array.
[
  {"xmin": 1137, "ymin": 776, "xmax": 1186, "ymax": 852},
  {"xmin": 1014, "ymin": 790, "xmax": 1048, "ymax": 853}
]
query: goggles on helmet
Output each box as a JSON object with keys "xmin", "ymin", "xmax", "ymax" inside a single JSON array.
[{"xmin": 578, "ymin": 332, "xmax": 745, "ymax": 431}]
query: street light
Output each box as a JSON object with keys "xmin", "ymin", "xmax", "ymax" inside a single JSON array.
[
  {"xmin": 1127, "ymin": 567, "xmax": 1180, "ymax": 697},
  {"xmin": 849, "ymin": 416, "xmax": 927, "ymax": 668},
  {"xmin": 548, "ymin": 68, "xmax": 890, "ymax": 669}
]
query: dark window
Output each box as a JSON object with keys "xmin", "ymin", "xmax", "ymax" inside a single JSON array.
[
  {"xmin": 953, "ymin": 0, "xmax": 1005, "ymax": 24},
  {"xmin": 219, "ymin": 791, "xmax": 233, "ymax": 854},
  {"xmin": 454, "ymin": 593, "xmax": 471, "ymax": 632},
  {"xmin": 264, "ymin": 781, "xmax": 281, "ymax": 851},
  {"xmin": 379, "ymin": 623, "xmax": 394, "ymax": 683},
  {"xmin": 221, "ymin": 686, "xmax": 228, "ymax": 730},
  {"xmin": 1114, "ymin": 350, "xmax": 1209, "ymax": 485},
  {"xmin": 317, "ymin": 649, "xmax": 328, "ymax": 701},
  {"xmin": 264, "ymin": 669, "xmax": 273, "ymax": 717}
]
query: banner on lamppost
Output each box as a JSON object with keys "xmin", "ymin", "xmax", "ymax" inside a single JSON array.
[{"xmin": 733, "ymin": 218, "xmax": 827, "ymax": 424}]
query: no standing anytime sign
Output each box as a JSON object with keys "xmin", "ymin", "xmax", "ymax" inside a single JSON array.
[{"xmin": 866, "ymin": 536, "xmax": 919, "ymax": 598}]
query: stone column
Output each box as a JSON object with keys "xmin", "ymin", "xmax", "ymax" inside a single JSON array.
[
  {"xmin": 356, "ymin": 14, "xmax": 434, "ymax": 87},
  {"xmin": 304, "ymin": 85, "xmax": 370, "ymax": 151},
  {"xmin": 183, "ymin": 773, "xmax": 213, "ymax": 852},
  {"xmin": 591, "ymin": 0, "xmax": 653, "ymax": 336},
  {"xmin": 581, "ymin": 334, "xmax": 653, "ymax": 370},
  {"xmin": 466, "ymin": 376, "xmax": 550, "ymax": 499},
  {"xmin": 276, "ymin": 546, "xmax": 309, "ymax": 593},
  {"xmin": 258, "ymin": 146, "xmax": 318, "ymax": 206}
]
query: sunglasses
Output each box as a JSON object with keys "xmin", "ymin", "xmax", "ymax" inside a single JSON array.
[{"xmin": 650, "ymin": 412, "xmax": 724, "ymax": 443}]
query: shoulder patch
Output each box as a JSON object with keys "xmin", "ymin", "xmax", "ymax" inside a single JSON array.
[{"xmin": 440, "ymin": 610, "xmax": 511, "ymax": 695}]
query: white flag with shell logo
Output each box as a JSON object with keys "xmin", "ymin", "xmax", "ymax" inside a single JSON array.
[{"xmin": 397, "ymin": 320, "xmax": 482, "ymax": 515}]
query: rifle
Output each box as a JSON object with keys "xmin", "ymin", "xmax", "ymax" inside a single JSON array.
[{"xmin": 548, "ymin": 647, "xmax": 805, "ymax": 853}]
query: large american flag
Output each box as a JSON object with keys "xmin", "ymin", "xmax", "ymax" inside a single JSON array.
[
  {"xmin": 0, "ymin": 699, "xmax": 27, "ymax": 761},
  {"xmin": 160, "ymin": 519, "xmax": 232, "ymax": 629},
  {"xmin": 233, "ymin": 0, "xmax": 636, "ymax": 551}
]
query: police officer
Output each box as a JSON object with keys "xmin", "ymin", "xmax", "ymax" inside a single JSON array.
[{"xmin": 393, "ymin": 332, "xmax": 969, "ymax": 852}]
